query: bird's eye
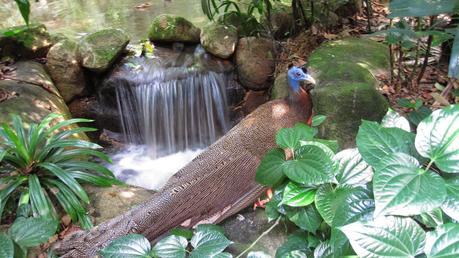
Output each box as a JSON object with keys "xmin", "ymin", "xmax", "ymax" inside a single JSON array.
[{"xmin": 296, "ymin": 73, "xmax": 301, "ymax": 77}]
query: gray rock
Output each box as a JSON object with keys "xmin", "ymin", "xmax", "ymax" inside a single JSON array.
[
  {"xmin": 200, "ymin": 23, "xmax": 238, "ymax": 59},
  {"xmin": 236, "ymin": 37, "xmax": 275, "ymax": 90},
  {"xmin": 46, "ymin": 39, "xmax": 86, "ymax": 103},
  {"xmin": 79, "ymin": 29, "xmax": 130, "ymax": 72},
  {"xmin": 148, "ymin": 14, "xmax": 201, "ymax": 43}
]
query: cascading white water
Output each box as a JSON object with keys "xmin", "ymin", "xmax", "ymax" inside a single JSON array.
[{"xmin": 106, "ymin": 45, "xmax": 235, "ymax": 190}]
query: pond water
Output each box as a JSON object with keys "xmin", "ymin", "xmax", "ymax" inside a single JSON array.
[{"xmin": 0, "ymin": 0, "xmax": 206, "ymax": 40}]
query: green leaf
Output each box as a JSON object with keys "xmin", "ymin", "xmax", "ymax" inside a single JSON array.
[
  {"xmin": 275, "ymin": 232, "xmax": 310, "ymax": 258},
  {"xmin": 389, "ymin": 0, "xmax": 459, "ymax": 18},
  {"xmin": 313, "ymin": 241, "xmax": 333, "ymax": 258},
  {"xmin": 381, "ymin": 108, "xmax": 411, "ymax": 132},
  {"xmin": 340, "ymin": 216, "xmax": 426, "ymax": 258},
  {"xmin": 398, "ymin": 98, "xmax": 417, "ymax": 109},
  {"xmin": 281, "ymin": 182, "xmax": 316, "ymax": 207},
  {"xmin": 190, "ymin": 229, "xmax": 232, "ymax": 258},
  {"xmin": 334, "ymin": 148, "xmax": 373, "ymax": 186},
  {"xmin": 374, "ymin": 152, "xmax": 446, "ymax": 217},
  {"xmin": 29, "ymin": 174, "xmax": 55, "ymax": 218},
  {"xmin": 0, "ymin": 233, "xmax": 14, "ymax": 258},
  {"xmin": 255, "ymin": 148, "xmax": 286, "ymax": 186},
  {"xmin": 67, "ymin": 171, "xmax": 120, "ymax": 187},
  {"xmin": 14, "ymin": 0, "xmax": 30, "ymax": 26},
  {"xmin": 441, "ymin": 176, "xmax": 459, "ymax": 221},
  {"xmin": 425, "ymin": 223, "xmax": 459, "ymax": 257},
  {"xmin": 415, "ymin": 104, "xmax": 459, "ymax": 173},
  {"xmin": 195, "ymin": 224, "xmax": 225, "ymax": 235},
  {"xmin": 276, "ymin": 123, "xmax": 314, "ymax": 150},
  {"xmin": 418, "ymin": 208, "xmax": 444, "ymax": 228},
  {"xmin": 9, "ymin": 217, "xmax": 58, "ymax": 248},
  {"xmin": 170, "ymin": 228, "xmax": 194, "ymax": 240},
  {"xmin": 285, "ymin": 205, "xmax": 322, "ymax": 233},
  {"xmin": 448, "ymin": 25, "xmax": 459, "ymax": 79},
  {"xmin": 315, "ymin": 185, "xmax": 374, "ymax": 227},
  {"xmin": 313, "ymin": 139, "xmax": 339, "ymax": 153},
  {"xmin": 152, "ymin": 235, "xmax": 187, "ymax": 258},
  {"xmin": 356, "ymin": 120, "xmax": 418, "ymax": 170},
  {"xmin": 248, "ymin": 251, "xmax": 270, "ymax": 258},
  {"xmin": 99, "ymin": 234, "xmax": 151, "ymax": 258},
  {"xmin": 283, "ymin": 145, "xmax": 335, "ymax": 185},
  {"xmin": 312, "ymin": 115, "xmax": 327, "ymax": 127},
  {"xmin": 408, "ymin": 106, "xmax": 433, "ymax": 126}
]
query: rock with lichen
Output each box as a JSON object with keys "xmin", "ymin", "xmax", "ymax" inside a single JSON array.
[
  {"xmin": 79, "ymin": 29, "xmax": 130, "ymax": 73},
  {"xmin": 148, "ymin": 14, "xmax": 201, "ymax": 43},
  {"xmin": 200, "ymin": 23, "xmax": 238, "ymax": 59},
  {"xmin": 0, "ymin": 23, "xmax": 52, "ymax": 58}
]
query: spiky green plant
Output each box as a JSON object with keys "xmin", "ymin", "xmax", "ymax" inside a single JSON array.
[{"xmin": 0, "ymin": 113, "xmax": 119, "ymax": 229}]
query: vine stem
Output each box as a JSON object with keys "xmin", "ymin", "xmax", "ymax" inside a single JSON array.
[{"xmin": 235, "ymin": 216, "xmax": 282, "ymax": 258}]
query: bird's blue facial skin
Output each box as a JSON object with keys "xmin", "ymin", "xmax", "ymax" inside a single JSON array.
[{"xmin": 287, "ymin": 66, "xmax": 314, "ymax": 93}]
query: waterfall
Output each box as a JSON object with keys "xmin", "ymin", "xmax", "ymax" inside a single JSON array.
[{"xmin": 112, "ymin": 47, "xmax": 231, "ymax": 158}]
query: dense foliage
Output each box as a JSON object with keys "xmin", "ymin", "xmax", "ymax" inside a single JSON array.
[
  {"xmin": 255, "ymin": 105, "xmax": 459, "ymax": 257},
  {"xmin": 0, "ymin": 114, "xmax": 119, "ymax": 229}
]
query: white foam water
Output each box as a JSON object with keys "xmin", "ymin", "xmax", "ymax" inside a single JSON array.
[{"xmin": 108, "ymin": 146, "xmax": 204, "ymax": 190}]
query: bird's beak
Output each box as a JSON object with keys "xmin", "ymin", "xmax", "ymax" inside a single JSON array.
[{"xmin": 300, "ymin": 74, "xmax": 316, "ymax": 91}]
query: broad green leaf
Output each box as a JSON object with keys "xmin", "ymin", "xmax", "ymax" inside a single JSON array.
[
  {"xmin": 397, "ymin": 98, "xmax": 418, "ymax": 109},
  {"xmin": 281, "ymin": 182, "xmax": 316, "ymax": 207},
  {"xmin": 276, "ymin": 123, "xmax": 314, "ymax": 150},
  {"xmin": 389, "ymin": 0, "xmax": 459, "ymax": 18},
  {"xmin": 299, "ymin": 141, "xmax": 336, "ymax": 159},
  {"xmin": 315, "ymin": 185, "xmax": 374, "ymax": 227},
  {"xmin": 418, "ymin": 208, "xmax": 444, "ymax": 228},
  {"xmin": 29, "ymin": 174, "xmax": 54, "ymax": 218},
  {"xmin": 283, "ymin": 145, "xmax": 334, "ymax": 185},
  {"xmin": 408, "ymin": 106, "xmax": 433, "ymax": 126},
  {"xmin": 449, "ymin": 28, "xmax": 459, "ymax": 79},
  {"xmin": 356, "ymin": 120, "xmax": 417, "ymax": 170},
  {"xmin": 195, "ymin": 224, "xmax": 225, "ymax": 235},
  {"xmin": 381, "ymin": 108, "xmax": 411, "ymax": 132},
  {"xmin": 314, "ymin": 139, "xmax": 339, "ymax": 153},
  {"xmin": 313, "ymin": 241, "xmax": 333, "ymax": 258},
  {"xmin": 442, "ymin": 177, "xmax": 459, "ymax": 221},
  {"xmin": 9, "ymin": 217, "xmax": 58, "ymax": 248},
  {"xmin": 285, "ymin": 205, "xmax": 322, "ymax": 233},
  {"xmin": 425, "ymin": 223, "xmax": 459, "ymax": 257},
  {"xmin": 312, "ymin": 115, "xmax": 327, "ymax": 127},
  {"xmin": 170, "ymin": 228, "xmax": 194, "ymax": 240},
  {"xmin": 334, "ymin": 148, "xmax": 373, "ymax": 186},
  {"xmin": 190, "ymin": 230, "xmax": 232, "ymax": 258},
  {"xmin": 152, "ymin": 235, "xmax": 187, "ymax": 258},
  {"xmin": 374, "ymin": 152, "xmax": 446, "ymax": 217},
  {"xmin": 415, "ymin": 105, "xmax": 459, "ymax": 173},
  {"xmin": 0, "ymin": 233, "xmax": 14, "ymax": 258},
  {"xmin": 255, "ymin": 148, "xmax": 286, "ymax": 186},
  {"xmin": 99, "ymin": 234, "xmax": 151, "ymax": 258},
  {"xmin": 14, "ymin": 0, "xmax": 30, "ymax": 25},
  {"xmin": 275, "ymin": 232, "xmax": 310, "ymax": 258},
  {"xmin": 340, "ymin": 216, "xmax": 426, "ymax": 258}
]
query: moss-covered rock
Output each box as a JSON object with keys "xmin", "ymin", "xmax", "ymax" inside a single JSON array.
[
  {"xmin": 0, "ymin": 23, "xmax": 52, "ymax": 58},
  {"xmin": 200, "ymin": 23, "xmax": 238, "ymax": 59},
  {"xmin": 46, "ymin": 39, "xmax": 86, "ymax": 103},
  {"xmin": 236, "ymin": 37, "xmax": 275, "ymax": 90},
  {"xmin": 309, "ymin": 37, "xmax": 389, "ymax": 148},
  {"xmin": 148, "ymin": 14, "xmax": 201, "ymax": 43},
  {"xmin": 0, "ymin": 61, "xmax": 87, "ymax": 140},
  {"xmin": 271, "ymin": 73, "xmax": 289, "ymax": 100},
  {"xmin": 79, "ymin": 29, "xmax": 130, "ymax": 73}
]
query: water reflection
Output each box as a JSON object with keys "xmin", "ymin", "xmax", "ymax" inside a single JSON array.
[{"xmin": 0, "ymin": 0, "xmax": 206, "ymax": 40}]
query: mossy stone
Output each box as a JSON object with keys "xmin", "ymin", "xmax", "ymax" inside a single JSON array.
[
  {"xmin": 309, "ymin": 37, "xmax": 389, "ymax": 148},
  {"xmin": 271, "ymin": 73, "xmax": 289, "ymax": 100},
  {"xmin": 148, "ymin": 14, "xmax": 201, "ymax": 43},
  {"xmin": 79, "ymin": 29, "xmax": 130, "ymax": 73},
  {"xmin": 0, "ymin": 23, "xmax": 52, "ymax": 58},
  {"xmin": 200, "ymin": 23, "xmax": 238, "ymax": 59}
]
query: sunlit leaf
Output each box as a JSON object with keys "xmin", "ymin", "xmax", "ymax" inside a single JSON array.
[
  {"xmin": 276, "ymin": 123, "xmax": 314, "ymax": 150},
  {"xmin": 381, "ymin": 108, "xmax": 411, "ymax": 132},
  {"xmin": 424, "ymin": 223, "xmax": 459, "ymax": 257},
  {"xmin": 8, "ymin": 217, "xmax": 58, "ymax": 248},
  {"xmin": 190, "ymin": 229, "xmax": 232, "ymax": 257},
  {"xmin": 99, "ymin": 234, "xmax": 151, "ymax": 258},
  {"xmin": 334, "ymin": 148, "xmax": 373, "ymax": 186},
  {"xmin": 152, "ymin": 235, "xmax": 188, "ymax": 258},
  {"xmin": 441, "ymin": 176, "xmax": 459, "ymax": 221},
  {"xmin": 281, "ymin": 182, "xmax": 316, "ymax": 207}
]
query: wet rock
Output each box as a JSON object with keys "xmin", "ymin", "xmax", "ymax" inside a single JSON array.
[
  {"xmin": 0, "ymin": 23, "xmax": 52, "ymax": 58},
  {"xmin": 309, "ymin": 37, "xmax": 389, "ymax": 148},
  {"xmin": 217, "ymin": 12, "xmax": 263, "ymax": 37},
  {"xmin": 262, "ymin": 3, "xmax": 294, "ymax": 39},
  {"xmin": 200, "ymin": 23, "xmax": 238, "ymax": 59},
  {"xmin": 148, "ymin": 14, "xmax": 201, "ymax": 43},
  {"xmin": 271, "ymin": 73, "xmax": 289, "ymax": 100},
  {"xmin": 46, "ymin": 39, "xmax": 86, "ymax": 103},
  {"xmin": 0, "ymin": 61, "xmax": 87, "ymax": 139},
  {"xmin": 79, "ymin": 29, "xmax": 130, "ymax": 73},
  {"xmin": 84, "ymin": 184, "xmax": 154, "ymax": 225},
  {"xmin": 236, "ymin": 37, "xmax": 275, "ymax": 90}
]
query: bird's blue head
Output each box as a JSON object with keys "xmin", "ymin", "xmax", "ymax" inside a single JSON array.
[{"xmin": 287, "ymin": 66, "xmax": 316, "ymax": 93}]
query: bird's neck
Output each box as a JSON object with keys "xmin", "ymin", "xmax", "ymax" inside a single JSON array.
[{"xmin": 288, "ymin": 78, "xmax": 301, "ymax": 93}]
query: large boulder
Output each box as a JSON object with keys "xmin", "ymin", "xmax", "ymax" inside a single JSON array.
[
  {"xmin": 46, "ymin": 39, "xmax": 86, "ymax": 103},
  {"xmin": 236, "ymin": 37, "xmax": 275, "ymax": 90},
  {"xmin": 0, "ymin": 61, "xmax": 87, "ymax": 139},
  {"xmin": 79, "ymin": 29, "xmax": 130, "ymax": 73},
  {"xmin": 309, "ymin": 37, "xmax": 389, "ymax": 148},
  {"xmin": 200, "ymin": 23, "xmax": 238, "ymax": 59},
  {"xmin": 271, "ymin": 73, "xmax": 289, "ymax": 100},
  {"xmin": 148, "ymin": 14, "xmax": 201, "ymax": 43},
  {"xmin": 262, "ymin": 3, "xmax": 294, "ymax": 39},
  {"xmin": 0, "ymin": 23, "xmax": 52, "ymax": 58}
]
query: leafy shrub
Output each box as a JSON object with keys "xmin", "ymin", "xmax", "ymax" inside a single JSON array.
[
  {"xmin": 100, "ymin": 225, "xmax": 232, "ymax": 258},
  {"xmin": 0, "ymin": 113, "xmax": 119, "ymax": 229},
  {"xmin": 0, "ymin": 216, "xmax": 58, "ymax": 258},
  {"xmin": 256, "ymin": 105, "xmax": 459, "ymax": 257}
]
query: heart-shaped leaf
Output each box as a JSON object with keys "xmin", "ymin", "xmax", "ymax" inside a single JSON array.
[
  {"xmin": 373, "ymin": 152, "xmax": 446, "ymax": 217},
  {"xmin": 381, "ymin": 108, "xmax": 411, "ymax": 132},
  {"xmin": 340, "ymin": 216, "xmax": 425, "ymax": 258},
  {"xmin": 441, "ymin": 177, "xmax": 459, "ymax": 221},
  {"xmin": 0, "ymin": 233, "xmax": 14, "ymax": 258},
  {"xmin": 9, "ymin": 217, "xmax": 58, "ymax": 248},
  {"xmin": 281, "ymin": 182, "xmax": 316, "ymax": 207},
  {"xmin": 99, "ymin": 234, "xmax": 151, "ymax": 258},
  {"xmin": 152, "ymin": 235, "xmax": 188, "ymax": 258},
  {"xmin": 415, "ymin": 104, "xmax": 459, "ymax": 173},
  {"xmin": 285, "ymin": 205, "xmax": 322, "ymax": 233},
  {"xmin": 190, "ymin": 229, "xmax": 232, "ymax": 257},
  {"xmin": 276, "ymin": 123, "xmax": 314, "ymax": 150},
  {"xmin": 357, "ymin": 120, "xmax": 418, "ymax": 170},
  {"xmin": 255, "ymin": 148, "xmax": 286, "ymax": 186},
  {"xmin": 334, "ymin": 148, "xmax": 373, "ymax": 186},
  {"xmin": 425, "ymin": 223, "xmax": 459, "ymax": 257}
]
